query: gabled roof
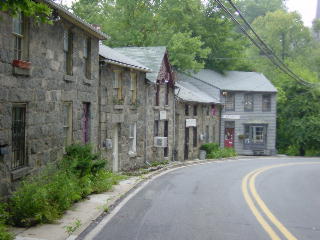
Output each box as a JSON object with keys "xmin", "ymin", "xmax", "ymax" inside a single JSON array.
[
  {"xmin": 114, "ymin": 46, "xmax": 167, "ymax": 83},
  {"xmin": 99, "ymin": 45, "xmax": 151, "ymax": 72},
  {"xmin": 42, "ymin": 0, "xmax": 108, "ymax": 40},
  {"xmin": 191, "ymin": 70, "xmax": 277, "ymax": 93},
  {"xmin": 175, "ymin": 72, "xmax": 220, "ymax": 104}
]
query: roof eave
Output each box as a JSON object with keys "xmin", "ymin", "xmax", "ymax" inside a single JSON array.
[
  {"xmin": 101, "ymin": 59, "xmax": 152, "ymax": 73},
  {"xmin": 41, "ymin": 0, "xmax": 108, "ymax": 40}
]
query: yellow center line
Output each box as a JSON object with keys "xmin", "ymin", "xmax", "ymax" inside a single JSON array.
[
  {"xmin": 242, "ymin": 162, "xmax": 320, "ymax": 240},
  {"xmin": 242, "ymin": 168, "xmax": 281, "ymax": 240}
]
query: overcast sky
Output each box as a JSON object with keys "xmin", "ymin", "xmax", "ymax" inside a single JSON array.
[{"xmin": 62, "ymin": 0, "xmax": 318, "ymax": 27}]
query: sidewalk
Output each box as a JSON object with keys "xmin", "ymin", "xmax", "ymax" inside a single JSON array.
[{"xmin": 13, "ymin": 158, "xmax": 241, "ymax": 240}]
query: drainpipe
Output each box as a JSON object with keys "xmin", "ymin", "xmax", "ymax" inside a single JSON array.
[
  {"xmin": 98, "ymin": 61, "xmax": 103, "ymax": 152},
  {"xmin": 219, "ymin": 105, "xmax": 222, "ymax": 147},
  {"xmin": 144, "ymin": 80, "xmax": 151, "ymax": 166},
  {"xmin": 173, "ymin": 89, "xmax": 176, "ymax": 161}
]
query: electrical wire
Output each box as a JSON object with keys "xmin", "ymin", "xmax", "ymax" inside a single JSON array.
[
  {"xmin": 226, "ymin": 0, "xmax": 316, "ymax": 87},
  {"xmin": 213, "ymin": 0, "xmax": 317, "ymax": 87}
]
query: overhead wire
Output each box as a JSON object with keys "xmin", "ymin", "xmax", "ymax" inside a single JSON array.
[
  {"xmin": 213, "ymin": 0, "xmax": 317, "ymax": 87},
  {"xmin": 226, "ymin": 0, "xmax": 316, "ymax": 87}
]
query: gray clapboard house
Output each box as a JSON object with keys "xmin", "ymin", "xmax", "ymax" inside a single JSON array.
[{"xmin": 191, "ymin": 70, "xmax": 277, "ymax": 155}]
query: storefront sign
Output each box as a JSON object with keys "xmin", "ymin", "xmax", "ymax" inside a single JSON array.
[
  {"xmin": 222, "ymin": 115, "xmax": 240, "ymax": 120},
  {"xmin": 186, "ymin": 119, "xmax": 197, "ymax": 127},
  {"xmin": 159, "ymin": 110, "xmax": 167, "ymax": 120}
]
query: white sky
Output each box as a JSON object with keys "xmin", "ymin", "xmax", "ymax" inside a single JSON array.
[{"xmin": 62, "ymin": 0, "xmax": 318, "ymax": 27}]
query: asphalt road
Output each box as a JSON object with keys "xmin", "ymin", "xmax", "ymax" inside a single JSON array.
[{"xmin": 91, "ymin": 157, "xmax": 320, "ymax": 240}]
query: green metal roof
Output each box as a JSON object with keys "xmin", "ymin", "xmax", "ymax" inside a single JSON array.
[{"xmin": 114, "ymin": 46, "xmax": 167, "ymax": 83}]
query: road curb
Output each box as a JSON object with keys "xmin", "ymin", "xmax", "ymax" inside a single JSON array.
[{"xmin": 75, "ymin": 157, "xmax": 241, "ymax": 240}]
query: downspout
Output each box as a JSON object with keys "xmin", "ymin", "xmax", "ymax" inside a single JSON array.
[
  {"xmin": 173, "ymin": 88, "xmax": 176, "ymax": 161},
  {"xmin": 144, "ymin": 80, "xmax": 151, "ymax": 166},
  {"xmin": 219, "ymin": 105, "xmax": 222, "ymax": 147},
  {"xmin": 98, "ymin": 61, "xmax": 103, "ymax": 152}
]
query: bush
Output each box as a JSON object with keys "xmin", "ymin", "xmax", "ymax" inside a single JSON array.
[
  {"xmin": 8, "ymin": 144, "xmax": 125, "ymax": 227},
  {"xmin": 201, "ymin": 143, "xmax": 237, "ymax": 159},
  {"xmin": 0, "ymin": 202, "xmax": 13, "ymax": 240},
  {"xmin": 200, "ymin": 143, "xmax": 220, "ymax": 153}
]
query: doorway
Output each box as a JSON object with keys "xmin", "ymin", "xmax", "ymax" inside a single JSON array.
[
  {"xmin": 224, "ymin": 121, "xmax": 235, "ymax": 148},
  {"xmin": 184, "ymin": 127, "xmax": 189, "ymax": 160},
  {"xmin": 113, "ymin": 124, "xmax": 119, "ymax": 172}
]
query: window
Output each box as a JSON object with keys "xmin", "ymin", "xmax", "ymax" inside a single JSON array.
[
  {"xmin": 129, "ymin": 123, "xmax": 137, "ymax": 154},
  {"xmin": 185, "ymin": 104, "xmax": 189, "ymax": 116},
  {"xmin": 193, "ymin": 127, "xmax": 197, "ymax": 147},
  {"xmin": 155, "ymin": 84, "xmax": 160, "ymax": 106},
  {"xmin": 154, "ymin": 120, "xmax": 159, "ymax": 136},
  {"xmin": 64, "ymin": 30, "xmax": 73, "ymax": 75},
  {"xmin": 113, "ymin": 71, "xmax": 123, "ymax": 101},
  {"xmin": 244, "ymin": 93, "xmax": 254, "ymax": 112},
  {"xmin": 206, "ymin": 106, "xmax": 210, "ymax": 116},
  {"xmin": 12, "ymin": 13, "xmax": 29, "ymax": 60},
  {"xmin": 82, "ymin": 103, "xmax": 90, "ymax": 144},
  {"xmin": 63, "ymin": 102, "xmax": 73, "ymax": 147},
  {"xmin": 84, "ymin": 38, "xmax": 91, "ymax": 79},
  {"xmin": 164, "ymin": 120, "xmax": 169, "ymax": 157},
  {"xmin": 225, "ymin": 92, "xmax": 235, "ymax": 111},
  {"xmin": 244, "ymin": 124, "xmax": 267, "ymax": 147},
  {"xmin": 165, "ymin": 83, "xmax": 169, "ymax": 106},
  {"xmin": 193, "ymin": 105, "xmax": 197, "ymax": 116},
  {"xmin": 262, "ymin": 94, "xmax": 271, "ymax": 112},
  {"xmin": 130, "ymin": 72, "xmax": 137, "ymax": 104},
  {"xmin": 12, "ymin": 104, "xmax": 27, "ymax": 170}
]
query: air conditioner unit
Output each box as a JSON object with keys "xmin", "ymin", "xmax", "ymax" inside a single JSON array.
[
  {"xmin": 154, "ymin": 137, "xmax": 168, "ymax": 148},
  {"xmin": 199, "ymin": 134, "xmax": 205, "ymax": 141}
]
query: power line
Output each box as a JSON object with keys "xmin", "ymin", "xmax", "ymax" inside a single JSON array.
[
  {"xmin": 213, "ymin": 0, "xmax": 317, "ymax": 87},
  {"xmin": 226, "ymin": 0, "xmax": 316, "ymax": 87}
]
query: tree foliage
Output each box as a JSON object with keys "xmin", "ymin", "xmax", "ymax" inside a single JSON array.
[
  {"xmin": 72, "ymin": 0, "xmax": 248, "ymax": 72},
  {"xmin": 0, "ymin": 0, "xmax": 52, "ymax": 23}
]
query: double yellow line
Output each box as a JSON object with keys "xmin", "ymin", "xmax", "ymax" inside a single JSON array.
[{"xmin": 242, "ymin": 162, "xmax": 320, "ymax": 240}]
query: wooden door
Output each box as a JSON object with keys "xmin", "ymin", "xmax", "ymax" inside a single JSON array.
[
  {"xmin": 82, "ymin": 103, "xmax": 90, "ymax": 144},
  {"xmin": 184, "ymin": 127, "xmax": 189, "ymax": 160},
  {"xmin": 224, "ymin": 127, "xmax": 234, "ymax": 148},
  {"xmin": 113, "ymin": 124, "xmax": 119, "ymax": 172}
]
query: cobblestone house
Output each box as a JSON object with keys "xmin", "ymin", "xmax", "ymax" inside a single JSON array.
[
  {"xmin": 99, "ymin": 45, "xmax": 151, "ymax": 171},
  {"xmin": 114, "ymin": 47, "xmax": 175, "ymax": 165},
  {"xmin": 174, "ymin": 72, "xmax": 221, "ymax": 161},
  {"xmin": 0, "ymin": 2, "xmax": 107, "ymax": 196}
]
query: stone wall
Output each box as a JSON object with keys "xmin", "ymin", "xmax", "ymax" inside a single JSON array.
[
  {"xmin": 99, "ymin": 63, "xmax": 147, "ymax": 171},
  {"xmin": 145, "ymin": 82, "xmax": 175, "ymax": 163},
  {"xmin": 0, "ymin": 12, "xmax": 100, "ymax": 196},
  {"xmin": 175, "ymin": 101, "xmax": 221, "ymax": 161}
]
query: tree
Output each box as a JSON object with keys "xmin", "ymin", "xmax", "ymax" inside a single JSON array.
[
  {"xmin": 250, "ymin": 10, "xmax": 312, "ymax": 61},
  {"xmin": 72, "ymin": 0, "xmax": 248, "ymax": 72},
  {"xmin": 0, "ymin": 0, "xmax": 52, "ymax": 23},
  {"xmin": 234, "ymin": 0, "xmax": 285, "ymax": 23}
]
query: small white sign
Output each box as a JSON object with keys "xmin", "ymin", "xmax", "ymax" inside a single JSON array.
[
  {"xmin": 159, "ymin": 110, "xmax": 167, "ymax": 120},
  {"xmin": 222, "ymin": 115, "xmax": 241, "ymax": 120},
  {"xmin": 186, "ymin": 119, "xmax": 197, "ymax": 127}
]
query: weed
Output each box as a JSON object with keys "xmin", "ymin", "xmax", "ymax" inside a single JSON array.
[{"xmin": 64, "ymin": 219, "xmax": 82, "ymax": 236}]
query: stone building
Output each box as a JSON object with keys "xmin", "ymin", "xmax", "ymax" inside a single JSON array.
[
  {"xmin": 191, "ymin": 70, "xmax": 277, "ymax": 155},
  {"xmin": 99, "ymin": 45, "xmax": 151, "ymax": 171},
  {"xmin": 174, "ymin": 72, "xmax": 221, "ymax": 161},
  {"xmin": 115, "ymin": 47, "xmax": 175, "ymax": 163},
  {"xmin": 0, "ymin": 1, "xmax": 106, "ymax": 196}
]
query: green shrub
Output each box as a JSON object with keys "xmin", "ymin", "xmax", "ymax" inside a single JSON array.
[
  {"xmin": 150, "ymin": 160, "xmax": 169, "ymax": 167},
  {"xmin": 200, "ymin": 143, "xmax": 220, "ymax": 153},
  {"xmin": 8, "ymin": 144, "xmax": 123, "ymax": 227},
  {"xmin": 202, "ymin": 143, "xmax": 237, "ymax": 159},
  {"xmin": 0, "ymin": 202, "xmax": 13, "ymax": 240}
]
